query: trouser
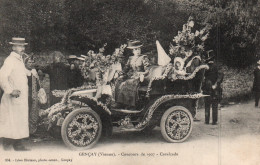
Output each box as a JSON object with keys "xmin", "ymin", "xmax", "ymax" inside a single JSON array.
[
  {"xmin": 204, "ymin": 96, "xmax": 218, "ymax": 123},
  {"xmin": 254, "ymin": 92, "xmax": 260, "ymax": 107},
  {"xmin": 2, "ymin": 138, "xmax": 23, "ymax": 148}
]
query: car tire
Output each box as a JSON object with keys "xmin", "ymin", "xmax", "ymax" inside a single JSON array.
[
  {"xmin": 160, "ymin": 106, "xmax": 193, "ymax": 143},
  {"xmin": 61, "ymin": 107, "xmax": 102, "ymax": 150}
]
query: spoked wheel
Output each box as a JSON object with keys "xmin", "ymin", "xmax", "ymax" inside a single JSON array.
[
  {"xmin": 61, "ymin": 107, "xmax": 102, "ymax": 150},
  {"xmin": 160, "ymin": 106, "xmax": 193, "ymax": 143}
]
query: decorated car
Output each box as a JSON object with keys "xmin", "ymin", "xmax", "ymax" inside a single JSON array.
[{"xmin": 39, "ymin": 17, "xmax": 211, "ymax": 150}]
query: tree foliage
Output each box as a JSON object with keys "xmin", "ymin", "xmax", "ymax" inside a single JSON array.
[
  {"xmin": 0, "ymin": 0, "xmax": 259, "ymax": 68},
  {"xmin": 173, "ymin": 0, "xmax": 260, "ymax": 67}
]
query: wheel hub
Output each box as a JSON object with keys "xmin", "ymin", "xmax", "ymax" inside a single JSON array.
[
  {"xmin": 166, "ymin": 110, "xmax": 191, "ymax": 140},
  {"xmin": 67, "ymin": 113, "xmax": 99, "ymax": 146}
]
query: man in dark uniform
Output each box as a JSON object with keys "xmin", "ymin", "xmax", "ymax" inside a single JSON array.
[
  {"xmin": 203, "ymin": 57, "xmax": 224, "ymax": 125},
  {"xmin": 37, "ymin": 52, "xmax": 70, "ymax": 105},
  {"xmin": 253, "ymin": 60, "xmax": 260, "ymax": 107},
  {"xmin": 66, "ymin": 55, "xmax": 84, "ymax": 88}
]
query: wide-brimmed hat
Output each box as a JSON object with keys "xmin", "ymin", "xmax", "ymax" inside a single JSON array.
[
  {"xmin": 81, "ymin": 55, "xmax": 87, "ymax": 59},
  {"xmin": 127, "ymin": 40, "xmax": 143, "ymax": 49},
  {"xmin": 67, "ymin": 55, "xmax": 77, "ymax": 59},
  {"xmin": 9, "ymin": 37, "xmax": 28, "ymax": 46},
  {"xmin": 77, "ymin": 57, "xmax": 85, "ymax": 61}
]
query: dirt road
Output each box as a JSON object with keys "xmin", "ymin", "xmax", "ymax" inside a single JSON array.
[{"xmin": 1, "ymin": 100, "xmax": 260, "ymax": 165}]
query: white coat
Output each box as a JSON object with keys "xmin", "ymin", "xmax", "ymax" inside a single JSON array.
[{"xmin": 0, "ymin": 51, "xmax": 31, "ymax": 139}]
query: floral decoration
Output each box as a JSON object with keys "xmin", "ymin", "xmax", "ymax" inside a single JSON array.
[
  {"xmin": 80, "ymin": 43, "xmax": 127, "ymax": 85},
  {"xmin": 169, "ymin": 16, "xmax": 211, "ymax": 61},
  {"xmin": 135, "ymin": 93, "xmax": 206, "ymax": 129}
]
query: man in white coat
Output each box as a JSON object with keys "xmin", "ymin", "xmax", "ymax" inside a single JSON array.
[{"xmin": 0, "ymin": 37, "xmax": 38, "ymax": 151}]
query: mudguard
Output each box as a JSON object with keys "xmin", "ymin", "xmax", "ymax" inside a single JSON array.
[{"xmin": 69, "ymin": 95, "xmax": 111, "ymax": 115}]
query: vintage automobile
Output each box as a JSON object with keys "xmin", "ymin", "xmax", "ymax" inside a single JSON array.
[{"xmin": 39, "ymin": 55, "xmax": 209, "ymax": 150}]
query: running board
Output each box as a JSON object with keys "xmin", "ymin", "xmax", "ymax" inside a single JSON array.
[{"xmin": 112, "ymin": 109, "xmax": 142, "ymax": 114}]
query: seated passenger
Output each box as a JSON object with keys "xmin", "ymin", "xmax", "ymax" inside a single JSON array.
[
  {"xmin": 115, "ymin": 40, "xmax": 150, "ymax": 107},
  {"xmin": 173, "ymin": 57, "xmax": 186, "ymax": 76},
  {"xmin": 95, "ymin": 53, "xmax": 124, "ymax": 100}
]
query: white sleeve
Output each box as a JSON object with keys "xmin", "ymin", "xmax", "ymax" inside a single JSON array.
[
  {"xmin": 25, "ymin": 68, "xmax": 32, "ymax": 76},
  {"xmin": 0, "ymin": 58, "xmax": 14, "ymax": 94}
]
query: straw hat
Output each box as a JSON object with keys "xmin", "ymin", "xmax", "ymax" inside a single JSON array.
[
  {"xmin": 9, "ymin": 37, "xmax": 28, "ymax": 45},
  {"xmin": 77, "ymin": 57, "xmax": 85, "ymax": 61},
  {"xmin": 81, "ymin": 55, "xmax": 87, "ymax": 59},
  {"xmin": 127, "ymin": 40, "xmax": 143, "ymax": 49},
  {"xmin": 68, "ymin": 55, "xmax": 77, "ymax": 60}
]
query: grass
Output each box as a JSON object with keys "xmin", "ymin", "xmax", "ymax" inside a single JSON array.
[{"xmin": 221, "ymin": 65, "xmax": 254, "ymax": 103}]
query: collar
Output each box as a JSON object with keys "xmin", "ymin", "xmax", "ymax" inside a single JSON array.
[
  {"xmin": 133, "ymin": 54, "xmax": 142, "ymax": 57},
  {"xmin": 10, "ymin": 51, "xmax": 23, "ymax": 61}
]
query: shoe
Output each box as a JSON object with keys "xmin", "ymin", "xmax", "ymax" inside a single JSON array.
[
  {"xmin": 2, "ymin": 138, "xmax": 14, "ymax": 151},
  {"xmin": 205, "ymin": 121, "xmax": 209, "ymax": 124},
  {"xmin": 212, "ymin": 122, "xmax": 218, "ymax": 125},
  {"xmin": 13, "ymin": 145, "xmax": 30, "ymax": 151},
  {"xmin": 3, "ymin": 144, "xmax": 13, "ymax": 151},
  {"xmin": 13, "ymin": 140, "xmax": 30, "ymax": 151}
]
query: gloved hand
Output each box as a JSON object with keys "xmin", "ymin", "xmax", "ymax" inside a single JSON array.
[{"xmin": 31, "ymin": 69, "xmax": 39, "ymax": 79}]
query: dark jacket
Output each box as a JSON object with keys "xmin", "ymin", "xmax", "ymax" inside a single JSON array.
[
  {"xmin": 67, "ymin": 68, "xmax": 84, "ymax": 88},
  {"xmin": 38, "ymin": 63, "xmax": 70, "ymax": 90},
  {"xmin": 203, "ymin": 63, "xmax": 224, "ymax": 99},
  {"xmin": 253, "ymin": 67, "xmax": 260, "ymax": 92}
]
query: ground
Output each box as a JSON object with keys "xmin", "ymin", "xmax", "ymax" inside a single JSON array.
[{"xmin": 1, "ymin": 100, "xmax": 260, "ymax": 165}]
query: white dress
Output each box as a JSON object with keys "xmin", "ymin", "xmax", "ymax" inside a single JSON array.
[{"xmin": 0, "ymin": 52, "xmax": 31, "ymax": 139}]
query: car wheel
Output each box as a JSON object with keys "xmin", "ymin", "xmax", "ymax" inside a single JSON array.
[
  {"xmin": 160, "ymin": 106, "xmax": 193, "ymax": 143},
  {"xmin": 61, "ymin": 107, "xmax": 102, "ymax": 150}
]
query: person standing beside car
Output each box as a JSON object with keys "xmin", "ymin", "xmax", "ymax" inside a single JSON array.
[
  {"xmin": 0, "ymin": 37, "xmax": 38, "ymax": 151},
  {"xmin": 67, "ymin": 63, "xmax": 84, "ymax": 88},
  {"xmin": 24, "ymin": 56, "xmax": 41, "ymax": 135},
  {"xmin": 253, "ymin": 60, "xmax": 260, "ymax": 107},
  {"xmin": 37, "ymin": 52, "xmax": 70, "ymax": 105},
  {"xmin": 203, "ymin": 56, "xmax": 224, "ymax": 125}
]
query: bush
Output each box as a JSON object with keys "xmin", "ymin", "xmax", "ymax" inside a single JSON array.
[{"xmin": 221, "ymin": 64, "xmax": 254, "ymax": 101}]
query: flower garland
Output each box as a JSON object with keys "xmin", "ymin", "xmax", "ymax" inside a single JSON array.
[
  {"xmin": 52, "ymin": 85, "xmax": 97, "ymax": 98},
  {"xmin": 145, "ymin": 64, "xmax": 209, "ymax": 97},
  {"xmin": 135, "ymin": 93, "xmax": 206, "ymax": 129},
  {"xmin": 38, "ymin": 85, "xmax": 98, "ymax": 129},
  {"xmin": 169, "ymin": 64, "xmax": 209, "ymax": 81},
  {"xmin": 70, "ymin": 94, "xmax": 112, "ymax": 115},
  {"xmin": 40, "ymin": 86, "xmax": 112, "ymax": 131}
]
